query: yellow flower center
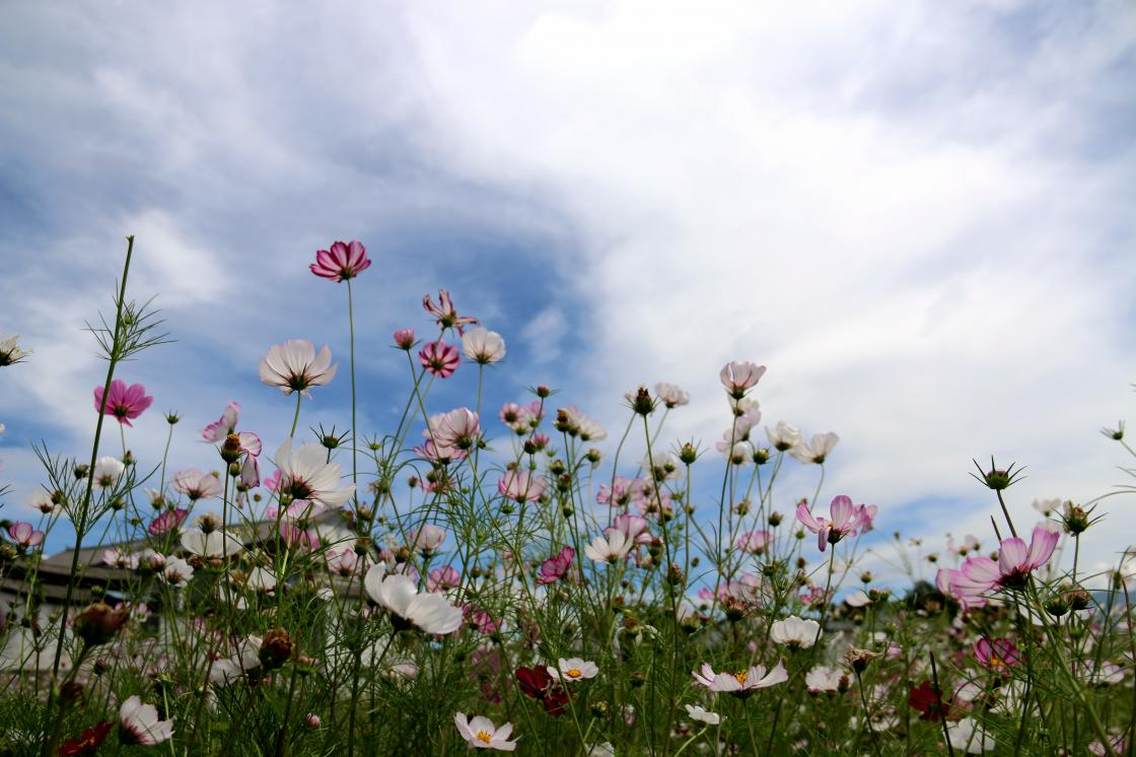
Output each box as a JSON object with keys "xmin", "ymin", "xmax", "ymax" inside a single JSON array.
[
  {"xmin": 734, "ymin": 671, "xmax": 748, "ymax": 685},
  {"xmin": 989, "ymin": 655, "xmax": 1005, "ymax": 670},
  {"xmin": 476, "ymin": 730, "xmax": 493, "ymax": 744},
  {"xmin": 567, "ymin": 668, "xmax": 582, "ymax": 678}
]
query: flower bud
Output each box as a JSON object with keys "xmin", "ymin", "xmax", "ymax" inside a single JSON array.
[{"xmin": 259, "ymin": 628, "xmax": 293, "ymax": 671}]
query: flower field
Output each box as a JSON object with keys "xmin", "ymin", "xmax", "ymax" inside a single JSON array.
[{"xmin": 0, "ymin": 238, "xmax": 1133, "ymax": 755}]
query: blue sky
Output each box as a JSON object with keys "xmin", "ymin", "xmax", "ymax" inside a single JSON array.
[{"xmin": 2, "ymin": 1, "xmax": 1135, "ymax": 581}]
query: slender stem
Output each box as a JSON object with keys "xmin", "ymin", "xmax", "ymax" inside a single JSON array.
[
  {"xmin": 289, "ymin": 391, "xmax": 303, "ymax": 438},
  {"xmin": 346, "ymin": 279, "xmax": 358, "ymax": 510}
]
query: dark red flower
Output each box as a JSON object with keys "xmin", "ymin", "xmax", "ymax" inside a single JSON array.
[
  {"xmin": 908, "ymin": 680, "xmax": 953, "ymax": 722},
  {"xmin": 515, "ymin": 665, "xmax": 569, "ymax": 716},
  {"xmin": 58, "ymin": 721, "xmax": 112, "ymax": 756}
]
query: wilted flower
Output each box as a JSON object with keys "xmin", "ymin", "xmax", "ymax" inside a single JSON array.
[
  {"xmin": 453, "ymin": 713, "xmax": 517, "ymax": 751},
  {"xmin": 310, "ymin": 240, "xmax": 371, "ymax": 282},
  {"xmin": 769, "ymin": 616, "xmax": 821, "ymax": 649},
  {"xmin": 423, "ymin": 289, "xmax": 479, "ymax": 335},
  {"xmin": 364, "ymin": 566, "xmax": 463, "ymax": 635},
  {"xmin": 462, "ymin": 327, "xmax": 506, "ymax": 365},
  {"xmin": 419, "ymin": 340, "xmax": 461, "ymax": 378},
  {"xmin": 259, "ymin": 340, "xmax": 337, "ymax": 397},
  {"xmin": 73, "ymin": 602, "xmax": 130, "ymax": 646},
  {"xmin": 93, "ymin": 379, "xmax": 153, "ymax": 428},
  {"xmin": 118, "ymin": 695, "xmax": 174, "ymax": 745},
  {"xmin": 692, "ymin": 661, "xmax": 788, "ymax": 697},
  {"xmin": 201, "ymin": 401, "xmax": 240, "ymax": 443}
]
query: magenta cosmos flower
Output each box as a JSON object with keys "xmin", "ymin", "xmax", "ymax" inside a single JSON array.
[
  {"xmin": 974, "ymin": 637, "xmax": 1020, "ymax": 674},
  {"xmin": 419, "ymin": 340, "xmax": 460, "ymax": 378},
  {"xmin": 938, "ymin": 522, "xmax": 1059, "ymax": 607},
  {"xmin": 310, "ymin": 240, "xmax": 371, "ymax": 282},
  {"xmin": 93, "ymin": 380, "xmax": 153, "ymax": 427},
  {"xmin": 795, "ymin": 495, "xmax": 873, "ymax": 552},
  {"xmin": 537, "ymin": 546, "xmax": 575, "ymax": 585},
  {"xmin": 423, "ymin": 289, "xmax": 479, "ymax": 335}
]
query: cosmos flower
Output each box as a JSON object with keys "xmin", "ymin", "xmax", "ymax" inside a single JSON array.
[
  {"xmin": 93, "ymin": 380, "xmax": 153, "ymax": 427},
  {"xmin": 795, "ymin": 495, "xmax": 872, "ymax": 552},
  {"xmin": 58, "ymin": 721, "xmax": 112, "ymax": 756},
  {"xmin": 92, "ymin": 456, "xmax": 126, "ymax": 489},
  {"xmin": 584, "ymin": 529, "xmax": 635, "ymax": 564},
  {"xmin": 310, "ymin": 240, "xmax": 371, "ymax": 282},
  {"xmin": 419, "ymin": 340, "xmax": 461, "ymax": 378},
  {"xmin": 453, "ymin": 713, "xmax": 516, "ymax": 751},
  {"xmin": 537, "ymin": 546, "xmax": 575, "ymax": 585},
  {"xmin": 765, "ymin": 421, "xmax": 802, "ymax": 451},
  {"xmin": 684, "ymin": 704, "xmax": 723, "ymax": 725},
  {"xmin": 201, "ymin": 401, "xmax": 240, "ymax": 443},
  {"xmin": 259, "ymin": 340, "xmax": 337, "ymax": 397},
  {"xmin": 736, "ymin": 530, "xmax": 771, "ymax": 555},
  {"xmin": 769, "ymin": 616, "xmax": 821, "ymax": 649},
  {"xmin": 273, "ymin": 438, "xmax": 355, "ymax": 509},
  {"xmin": 654, "ymin": 382, "xmax": 689, "ymax": 408},
  {"xmin": 789, "ymin": 432, "xmax": 840, "ymax": 464},
  {"xmin": 805, "ymin": 666, "xmax": 847, "ymax": 694},
  {"xmin": 6, "ymin": 522, "xmax": 44, "ymax": 549},
  {"xmin": 974, "ymin": 637, "xmax": 1020, "ymax": 674},
  {"xmin": 393, "ymin": 328, "xmax": 416, "ymax": 350},
  {"xmin": 548, "ymin": 658, "xmax": 599, "ymax": 683},
  {"xmin": 556, "ymin": 406, "xmax": 607, "ymax": 441},
  {"xmin": 161, "ymin": 557, "xmax": 194, "ymax": 588},
  {"xmin": 180, "ymin": 528, "xmax": 244, "ymax": 558},
  {"xmin": 719, "ymin": 361, "xmax": 766, "ymax": 398},
  {"xmin": 515, "ymin": 665, "xmax": 570, "ymax": 716},
  {"xmin": 427, "ymin": 565, "xmax": 461, "ymax": 592},
  {"xmin": 410, "ymin": 524, "xmax": 447, "ymax": 556},
  {"xmin": 0, "ymin": 334, "xmax": 31, "ymax": 366},
  {"xmin": 173, "ymin": 469, "xmax": 221, "ymax": 501},
  {"xmin": 423, "ymin": 289, "xmax": 479, "ymax": 335},
  {"xmin": 945, "ymin": 717, "xmax": 995, "ymax": 753},
  {"xmin": 498, "ymin": 469, "xmax": 547, "ymax": 504},
  {"xmin": 364, "ymin": 565, "xmax": 463, "ymax": 635},
  {"xmin": 147, "ymin": 508, "xmax": 187, "ymax": 536},
  {"xmin": 118, "ymin": 696, "xmax": 174, "ymax": 745},
  {"xmin": 692, "ymin": 661, "xmax": 788, "ymax": 697},
  {"xmin": 427, "ymin": 408, "xmax": 481, "ymax": 451},
  {"xmin": 461, "ymin": 327, "xmax": 506, "ymax": 365}
]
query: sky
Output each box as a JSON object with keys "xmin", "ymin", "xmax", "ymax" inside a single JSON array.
[{"xmin": 1, "ymin": 1, "xmax": 1135, "ymax": 584}]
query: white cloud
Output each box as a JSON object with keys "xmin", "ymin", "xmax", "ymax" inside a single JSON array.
[{"xmin": 521, "ymin": 306, "xmax": 567, "ymax": 365}]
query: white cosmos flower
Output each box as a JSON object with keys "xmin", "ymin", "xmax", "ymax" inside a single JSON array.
[
  {"xmin": 180, "ymin": 528, "xmax": 244, "ymax": 558},
  {"xmin": 1031, "ymin": 498, "xmax": 1062, "ymax": 517},
  {"xmin": 770, "ymin": 616, "xmax": 821, "ymax": 648},
  {"xmin": 946, "ymin": 718, "xmax": 996, "ymax": 753},
  {"xmin": 410, "ymin": 524, "xmax": 447, "ymax": 555},
  {"xmin": 92, "ymin": 456, "xmax": 126, "ymax": 489},
  {"xmin": 273, "ymin": 439, "xmax": 355, "ymax": 508},
  {"xmin": 805, "ymin": 666, "xmax": 846, "ymax": 693},
  {"xmin": 454, "ymin": 713, "xmax": 517, "ymax": 751},
  {"xmin": 118, "ymin": 695, "xmax": 174, "ymax": 745},
  {"xmin": 173, "ymin": 468, "xmax": 222, "ymax": 501},
  {"xmin": 209, "ymin": 636, "xmax": 262, "ymax": 685},
  {"xmin": 789, "ymin": 432, "xmax": 840, "ymax": 464},
  {"xmin": 765, "ymin": 421, "xmax": 802, "ymax": 451},
  {"xmin": 584, "ymin": 529, "xmax": 634, "ymax": 563},
  {"xmin": 364, "ymin": 565, "xmax": 462, "ymax": 635},
  {"xmin": 845, "ymin": 590, "xmax": 872, "ymax": 608},
  {"xmin": 461, "ymin": 327, "xmax": 507, "ymax": 365},
  {"xmin": 692, "ymin": 661, "xmax": 788, "ymax": 696},
  {"xmin": 548, "ymin": 657, "xmax": 599, "ymax": 683},
  {"xmin": 654, "ymin": 382, "xmax": 689, "ymax": 408},
  {"xmin": 246, "ymin": 567, "xmax": 277, "ymax": 593},
  {"xmin": 259, "ymin": 339, "xmax": 337, "ymax": 397},
  {"xmin": 684, "ymin": 704, "xmax": 723, "ymax": 725},
  {"xmin": 162, "ymin": 556, "xmax": 194, "ymax": 588}
]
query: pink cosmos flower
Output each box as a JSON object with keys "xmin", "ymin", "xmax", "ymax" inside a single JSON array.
[
  {"xmin": 994, "ymin": 523, "xmax": 1060, "ymax": 589},
  {"xmin": 201, "ymin": 401, "xmax": 240, "ymax": 443},
  {"xmin": 692, "ymin": 661, "xmax": 788, "ymax": 698},
  {"xmin": 147, "ymin": 509, "xmax": 187, "ymax": 537},
  {"xmin": 419, "ymin": 340, "xmax": 460, "ymax": 378},
  {"xmin": 410, "ymin": 524, "xmax": 447, "ymax": 555},
  {"xmin": 172, "ymin": 469, "xmax": 222, "ymax": 501},
  {"xmin": 498, "ymin": 469, "xmax": 547, "ymax": 503},
  {"xmin": 611, "ymin": 513, "xmax": 652, "ymax": 545},
  {"xmin": 260, "ymin": 340, "xmax": 337, "ymax": 397},
  {"xmin": 736, "ymin": 530, "xmax": 772, "ymax": 555},
  {"xmin": 118, "ymin": 695, "xmax": 174, "ymax": 745},
  {"xmin": 93, "ymin": 380, "xmax": 153, "ymax": 427},
  {"xmin": 427, "ymin": 408, "xmax": 481, "ymax": 451},
  {"xmin": 423, "ymin": 289, "xmax": 479, "ymax": 335},
  {"xmin": 597, "ymin": 476, "xmax": 637, "ymax": 508},
  {"xmin": 7, "ymin": 522, "xmax": 44, "ymax": 549},
  {"xmin": 719, "ymin": 361, "xmax": 766, "ymax": 399},
  {"xmin": 974, "ymin": 637, "xmax": 1020, "ymax": 674},
  {"xmin": 326, "ymin": 547, "xmax": 365, "ymax": 578},
  {"xmin": 795, "ymin": 495, "xmax": 870, "ymax": 552},
  {"xmin": 537, "ymin": 546, "xmax": 575, "ymax": 585},
  {"xmin": 428, "ymin": 565, "xmax": 461, "ymax": 592},
  {"xmin": 393, "ymin": 328, "xmax": 416, "ymax": 350},
  {"xmin": 279, "ymin": 522, "xmax": 319, "ymax": 552},
  {"xmin": 310, "ymin": 240, "xmax": 370, "ymax": 282},
  {"xmin": 463, "ymin": 605, "xmax": 500, "ymax": 635}
]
